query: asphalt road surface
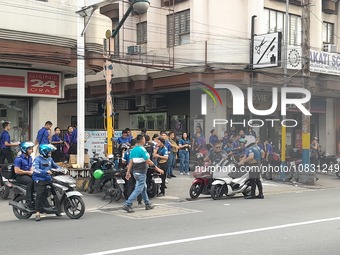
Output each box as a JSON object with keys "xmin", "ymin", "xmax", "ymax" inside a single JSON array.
[{"xmin": 1, "ymin": 184, "xmax": 340, "ymax": 255}]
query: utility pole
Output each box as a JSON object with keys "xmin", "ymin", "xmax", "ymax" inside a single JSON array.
[
  {"xmin": 300, "ymin": 0, "xmax": 314, "ymax": 185},
  {"xmin": 280, "ymin": 0, "xmax": 289, "ymax": 181}
]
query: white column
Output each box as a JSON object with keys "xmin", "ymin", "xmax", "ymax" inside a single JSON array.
[
  {"xmin": 77, "ymin": 0, "xmax": 85, "ymax": 167},
  {"xmin": 310, "ymin": 0, "xmax": 323, "ymax": 49}
]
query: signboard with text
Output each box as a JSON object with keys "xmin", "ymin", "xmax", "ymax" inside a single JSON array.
[
  {"xmin": 0, "ymin": 68, "xmax": 62, "ymax": 98},
  {"xmin": 287, "ymin": 47, "xmax": 340, "ymax": 76}
]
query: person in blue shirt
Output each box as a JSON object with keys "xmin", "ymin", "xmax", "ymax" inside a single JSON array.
[
  {"xmin": 263, "ymin": 138, "xmax": 274, "ymax": 180},
  {"xmin": 0, "ymin": 121, "xmax": 19, "ymax": 164},
  {"xmin": 14, "ymin": 141, "xmax": 35, "ymax": 209},
  {"xmin": 35, "ymin": 121, "xmax": 52, "ymax": 146},
  {"xmin": 63, "ymin": 126, "xmax": 73, "ymax": 159},
  {"xmin": 223, "ymin": 139, "xmax": 234, "ymax": 160},
  {"xmin": 122, "ymin": 135, "xmax": 163, "ymax": 213},
  {"xmin": 153, "ymin": 136, "xmax": 168, "ymax": 197},
  {"xmin": 246, "ymin": 127, "xmax": 257, "ymax": 138},
  {"xmin": 239, "ymin": 138, "xmax": 265, "ymax": 199},
  {"xmin": 68, "ymin": 125, "xmax": 77, "ymax": 154},
  {"xmin": 51, "ymin": 127, "xmax": 63, "ymax": 162},
  {"xmin": 179, "ymin": 132, "xmax": 190, "ymax": 175},
  {"xmin": 124, "ymin": 128, "xmax": 133, "ymax": 143},
  {"xmin": 209, "ymin": 129, "xmax": 219, "ymax": 146},
  {"xmin": 32, "ymin": 144, "xmax": 61, "ymax": 221},
  {"xmin": 117, "ymin": 130, "xmax": 131, "ymax": 145}
]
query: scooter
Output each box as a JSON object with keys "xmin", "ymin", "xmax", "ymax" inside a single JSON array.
[
  {"xmin": 210, "ymin": 159, "xmax": 251, "ymax": 200},
  {"xmin": 87, "ymin": 156, "xmax": 125, "ymax": 202},
  {"xmin": 0, "ymin": 164, "xmax": 12, "ymax": 199},
  {"xmin": 146, "ymin": 166, "xmax": 162, "ymax": 198},
  {"xmin": 189, "ymin": 153, "xmax": 213, "ymax": 199},
  {"xmin": 8, "ymin": 167, "xmax": 85, "ymax": 220}
]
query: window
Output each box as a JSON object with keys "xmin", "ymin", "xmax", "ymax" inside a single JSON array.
[
  {"xmin": 167, "ymin": 9, "xmax": 190, "ymax": 47},
  {"xmin": 264, "ymin": 9, "xmax": 302, "ymax": 46},
  {"xmin": 323, "ymin": 22, "xmax": 334, "ymax": 44},
  {"xmin": 137, "ymin": 21, "xmax": 147, "ymax": 44}
]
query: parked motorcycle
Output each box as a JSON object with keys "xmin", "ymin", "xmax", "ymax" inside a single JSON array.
[
  {"xmin": 210, "ymin": 159, "xmax": 251, "ymax": 200},
  {"xmin": 87, "ymin": 156, "xmax": 125, "ymax": 202},
  {"xmin": 7, "ymin": 167, "xmax": 85, "ymax": 220},
  {"xmin": 0, "ymin": 164, "xmax": 12, "ymax": 199},
  {"xmin": 146, "ymin": 166, "xmax": 162, "ymax": 198},
  {"xmin": 189, "ymin": 153, "xmax": 213, "ymax": 199}
]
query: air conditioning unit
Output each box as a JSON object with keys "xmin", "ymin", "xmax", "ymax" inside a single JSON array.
[
  {"xmin": 135, "ymin": 95, "xmax": 149, "ymax": 107},
  {"xmin": 127, "ymin": 45, "xmax": 147, "ymax": 55},
  {"xmin": 323, "ymin": 44, "xmax": 337, "ymax": 53}
]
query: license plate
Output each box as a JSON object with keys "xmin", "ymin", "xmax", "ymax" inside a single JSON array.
[
  {"xmin": 116, "ymin": 178, "xmax": 125, "ymax": 184},
  {"xmin": 153, "ymin": 178, "xmax": 162, "ymax": 184}
]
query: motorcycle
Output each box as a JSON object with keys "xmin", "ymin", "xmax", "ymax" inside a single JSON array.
[
  {"xmin": 0, "ymin": 164, "xmax": 12, "ymax": 199},
  {"xmin": 189, "ymin": 153, "xmax": 213, "ymax": 199},
  {"xmin": 210, "ymin": 159, "xmax": 252, "ymax": 200},
  {"xmin": 87, "ymin": 156, "xmax": 125, "ymax": 202},
  {"xmin": 7, "ymin": 167, "xmax": 85, "ymax": 220},
  {"xmin": 146, "ymin": 166, "xmax": 162, "ymax": 198}
]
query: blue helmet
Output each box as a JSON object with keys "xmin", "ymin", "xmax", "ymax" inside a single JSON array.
[
  {"xmin": 20, "ymin": 141, "xmax": 35, "ymax": 154},
  {"xmin": 39, "ymin": 144, "xmax": 56, "ymax": 157}
]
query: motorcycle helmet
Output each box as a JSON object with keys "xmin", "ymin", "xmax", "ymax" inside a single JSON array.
[
  {"xmin": 239, "ymin": 138, "xmax": 247, "ymax": 144},
  {"xmin": 93, "ymin": 169, "xmax": 104, "ymax": 179},
  {"xmin": 39, "ymin": 144, "xmax": 56, "ymax": 157},
  {"xmin": 245, "ymin": 136, "xmax": 256, "ymax": 148},
  {"xmin": 20, "ymin": 141, "xmax": 35, "ymax": 154}
]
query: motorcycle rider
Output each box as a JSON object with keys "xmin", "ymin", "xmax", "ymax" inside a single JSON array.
[
  {"xmin": 32, "ymin": 144, "xmax": 61, "ymax": 221},
  {"xmin": 204, "ymin": 141, "xmax": 227, "ymax": 165},
  {"xmin": 239, "ymin": 137, "xmax": 265, "ymax": 199},
  {"xmin": 14, "ymin": 141, "xmax": 35, "ymax": 209}
]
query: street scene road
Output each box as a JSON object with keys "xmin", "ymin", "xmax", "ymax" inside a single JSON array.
[{"xmin": 1, "ymin": 171, "xmax": 339, "ymax": 255}]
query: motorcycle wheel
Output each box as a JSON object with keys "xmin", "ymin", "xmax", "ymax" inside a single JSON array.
[
  {"xmin": 211, "ymin": 184, "xmax": 225, "ymax": 200},
  {"xmin": 0, "ymin": 184, "xmax": 10, "ymax": 199},
  {"xmin": 189, "ymin": 183, "xmax": 202, "ymax": 199},
  {"xmin": 64, "ymin": 196, "xmax": 85, "ymax": 219},
  {"xmin": 111, "ymin": 183, "xmax": 123, "ymax": 201},
  {"xmin": 12, "ymin": 196, "xmax": 32, "ymax": 219},
  {"xmin": 242, "ymin": 186, "xmax": 252, "ymax": 197},
  {"xmin": 147, "ymin": 180, "xmax": 158, "ymax": 198}
]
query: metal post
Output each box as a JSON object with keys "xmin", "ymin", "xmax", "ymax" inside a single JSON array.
[
  {"xmin": 280, "ymin": 0, "xmax": 289, "ymax": 181},
  {"xmin": 250, "ymin": 15, "xmax": 257, "ymax": 120},
  {"xmin": 77, "ymin": 0, "xmax": 85, "ymax": 168},
  {"xmin": 300, "ymin": 0, "xmax": 314, "ymax": 184},
  {"xmin": 105, "ymin": 60, "xmax": 113, "ymax": 155}
]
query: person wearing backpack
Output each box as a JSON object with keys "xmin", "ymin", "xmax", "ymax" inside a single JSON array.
[{"xmin": 0, "ymin": 121, "xmax": 20, "ymax": 164}]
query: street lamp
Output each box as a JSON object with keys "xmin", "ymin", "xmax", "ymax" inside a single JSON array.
[{"xmin": 105, "ymin": 0, "xmax": 150, "ymax": 155}]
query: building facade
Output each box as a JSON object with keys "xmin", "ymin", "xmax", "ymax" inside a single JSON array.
[
  {"xmin": 62, "ymin": 0, "xmax": 340, "ymax": 154},
  {"xmin": 0, "ymin": 0, "xmax": 110, "ymax": 140}
]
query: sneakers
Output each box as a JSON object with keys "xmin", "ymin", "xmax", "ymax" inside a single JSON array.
[
  {"xmin": 186, "ymin": 172, "xmax": 190, "ymax": 176},
  {"xmin": 180, "ymin": 173, "xmax": 183, "ymax": 175},
  {"xmin": 145, "ymin": 204, "xmax": 154, "ymax": 210},
  {"xmin": 122, "ymin": 204, "xmax": 134, "ymax": 213},
  {"xmin": 157, "ymin": 192, "xmax": 165, "ymax": 197},
  {"xmin": 244, "ymin": 195, "xmax": 256, "ymax": 199},
  {"xmin": 256, "ymin": 195, "xmax": 265, "ymax": 199},
  {"xmin": 170, "ymin": 174, "xmax": 176, "ymax": 178},
  {"xmin": 35, "ymin": 214, "xmax": 41, "ymax": 221},
  {"xmin": 165, "ymin": 179, "xmax": 169, "ymax": 184}
]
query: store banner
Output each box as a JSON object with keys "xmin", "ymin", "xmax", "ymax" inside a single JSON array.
[{"xmin": 0, "ymin": 68, "xmax": 62, "ymax": 98}]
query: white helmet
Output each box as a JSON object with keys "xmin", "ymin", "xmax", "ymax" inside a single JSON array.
[{"xmin": 245, "ymin": 135, "xmax": 256, "ymax": 148}]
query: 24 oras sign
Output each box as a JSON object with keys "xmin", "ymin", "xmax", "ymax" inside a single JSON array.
[{"xmin": 27, "ymin": 72, "xmax": 60, "ymax": 96}]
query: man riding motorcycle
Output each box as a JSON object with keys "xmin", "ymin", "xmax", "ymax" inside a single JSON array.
[
  {"xmin": 14, "ymin": 141, "xmax": 35, "ymax": 209},
  {"xmin": 32, "ymin": 144, "xmax": 61, "ymax": 221}
]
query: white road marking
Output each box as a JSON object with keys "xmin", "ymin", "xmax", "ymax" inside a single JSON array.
[
  {"xmin": 84, "ymin": 216, "xmax": 340, "ymax": 255},
  {"xmin": 223, "ymin": 204, "xmax": 230, "ymax": 206}
]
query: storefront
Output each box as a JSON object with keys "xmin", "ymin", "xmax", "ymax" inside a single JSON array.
[{"xmin": 0, "ymin": 68, "xmax": 63, "ymax": 142}]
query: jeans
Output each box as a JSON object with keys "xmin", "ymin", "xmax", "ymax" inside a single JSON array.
[
  {"xmin": 167, "ymin": 152, "xmax": 175, "ymax": 176},
  {"xmin": 125, "ymin": 172, "xmax": 150, "ymax": 206},
  {"xmin": 179, "ymin": 150, "xmax": 189, "ymax": 173}
]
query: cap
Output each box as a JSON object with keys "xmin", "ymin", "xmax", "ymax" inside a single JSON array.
[{"xmin": 314, "ymin": 137, "xmax": 319, "ymax": 141}]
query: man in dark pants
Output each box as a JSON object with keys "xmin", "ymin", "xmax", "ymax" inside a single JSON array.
[
  {"xmin": 14, "ymin": 142, "xmax": 35, "ymax": 209},
  {"xmin": 32, "ymin": 144, "xmax": 61, "ymax": 221},
  {"xmin": 153, "ymin": 137, "xmax": 168, "ymax": 197},
  {"xmin": 0, "ymin": 121, "xmax": 19, "ymax": 164},
  {"xmin": 239, "ymin": 138, "xmax": 265, "ymax": 199}
]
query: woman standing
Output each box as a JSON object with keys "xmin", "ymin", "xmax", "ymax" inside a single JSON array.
[
  {"xmin": 63, "ymin": 126, "xmax": 73, "ymax": 159},
  {"xmin": 51, "ymin": 127, "xmax": 63, "ymax": 162},
  {"xmin": 179, "ymin": 132, "xmax": 190, "ymax": 175}
]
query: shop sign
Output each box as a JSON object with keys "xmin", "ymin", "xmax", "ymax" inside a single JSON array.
[{"xmin": 0, "ymin": 68, "xmax": 62, "ymax": 98}]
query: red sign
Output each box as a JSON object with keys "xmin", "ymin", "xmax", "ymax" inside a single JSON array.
[
  {"xmin": 0, "ymin": 75, "xmax": 25, "ymax": 88},
  {"xmin": 27, "ymin": 72, "xmax": 60, "ymax": 96}
]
